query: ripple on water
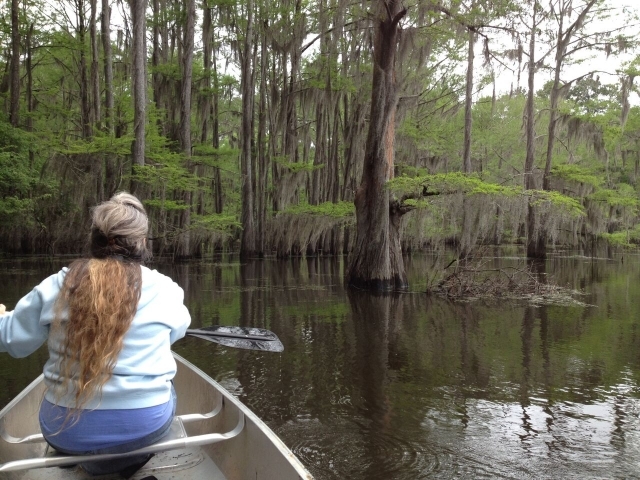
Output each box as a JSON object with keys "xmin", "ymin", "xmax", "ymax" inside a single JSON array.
[{"xmin": 277, "ymin": 415, "xmax": 444, "ymax": 480}]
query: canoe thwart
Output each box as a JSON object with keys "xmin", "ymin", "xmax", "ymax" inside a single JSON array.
[{"xmin": 0, "ymin": 411, "xmax": 245, "ymax": 472}]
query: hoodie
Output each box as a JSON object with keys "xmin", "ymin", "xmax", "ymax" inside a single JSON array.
[{"xmin": 0, "ymin": 265, "xmax": 191, "ymax": 410}]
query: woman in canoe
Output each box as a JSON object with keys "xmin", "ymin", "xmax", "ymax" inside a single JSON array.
[{"xmin": 0, "ymin": 192, "xmax": 191, "ymax": 477}]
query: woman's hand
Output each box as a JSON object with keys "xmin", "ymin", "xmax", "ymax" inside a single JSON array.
[{"xmin": 0, "ymin": 304, "xmax": 5, "ymax": 314}]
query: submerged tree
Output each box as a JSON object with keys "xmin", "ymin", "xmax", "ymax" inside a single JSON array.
[{"xmin": 345, "ymin": 0, "xmax": 408, "ymax": 291}]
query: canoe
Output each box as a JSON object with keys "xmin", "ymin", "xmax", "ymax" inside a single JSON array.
[{"xmin": 0, "ymin": 353, "xmax": 313, "ymax": 480}]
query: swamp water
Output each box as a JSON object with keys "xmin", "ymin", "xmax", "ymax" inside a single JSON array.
[{"xmin": 2, "ymin": 251, "xmax": 640, "ymax": 479}]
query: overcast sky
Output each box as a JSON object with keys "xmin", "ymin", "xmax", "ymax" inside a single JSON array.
[{"xmin": 481, "ymin": 0, "xmax": 640, "ymax": 100}]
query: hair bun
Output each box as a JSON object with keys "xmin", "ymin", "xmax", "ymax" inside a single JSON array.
[
  {"xmin": 90, "ymin": 192, "xmax": 150, "ymax": 262},
  {"xmin": 110, "ymin": 192, "xmax": 147, "ymax": 215}
]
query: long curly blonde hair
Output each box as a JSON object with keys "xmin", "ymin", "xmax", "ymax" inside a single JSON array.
[{"xmin": 53, "ymin": 192, "xmax": 150, "ymax": 410}]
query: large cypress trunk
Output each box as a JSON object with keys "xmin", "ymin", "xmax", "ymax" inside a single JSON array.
[{"xmin": 345, "ymin": 0, "xmax": 407, "ymax": 292}]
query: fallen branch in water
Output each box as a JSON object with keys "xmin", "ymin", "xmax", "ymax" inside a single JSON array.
[{"xmin": 427, "ymin": 257, "xmax": 589, "ymax": 306}]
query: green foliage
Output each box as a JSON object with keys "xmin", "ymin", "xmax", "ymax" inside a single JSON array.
[
  {"xmin": 599, "ymin": 224, "xmax": 640, "ymax": 248},
  {"xmin": 192, "ymin": 213, "xmax": 242, "ymax": 233},
  {"xmin": 132, "ymin": 132, "xmax": 199, "ymax": 192},
  {"xmin": 529, "ymin": 190, "xmax": 586, "ymax": 218},
  {"xmin": 589, "ymin": 185, "xmax": 639, "ymax": 210},
  {"xmin": 281, "ymin": 201, "xmax": 355, "ymax": 218},
  {"xmin": 56, "ymin": 133, "xmax": 133, "ymax": 157},
  {"xmin": 551, "ymin": 165, "xmax": 603, "ymax": 188},
  {"xmin": 402, "ymin": 198, "xmax": 431, "ymax": 209},
  {"xmin": 0, "ymin": 196, "xmax": 34, "ymax": 221},
  {"xmin": 0, "ymin": 123, "xmax": 31, "ymax": 195},
  {"xmin": 397, "ymin": 84, "xmax": 465, "ymax": 162},
  {"xmin": 0, "ymin": 119, "xmax": 48, "ymax": 227},
  {"xmin": 272, "ymin": 156, "xmax": 324, "ymax": 173},
  {"xmin": 388, "ymin": 172, "xmax": 521, "ymax": 199},
  {"xmin": 144, "ymin": 199, "xmax": 189, "ymax": 211},
  {"xmin": 2, "ymin": 0, "xmax": 639, "ymax": 259},
  {"xmin": 600, "ymin": 231, "xmax": 633, "ymax": 247},
  {"xmin": 149, "ymin": 62, "xmax": 181, "ymax": 81},
  {"xmin": 192, "ymin": 144, "xmax": 239, "ymax": 168}
]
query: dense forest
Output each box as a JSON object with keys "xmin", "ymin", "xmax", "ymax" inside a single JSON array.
[{"xmin": 0, "ymin": 0, "xmax": 639, "ymax": 288}]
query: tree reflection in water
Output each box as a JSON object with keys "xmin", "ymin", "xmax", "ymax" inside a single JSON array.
[{"xmin": 2, "ymin": 253, "xmax": 640, "ymax": 479}]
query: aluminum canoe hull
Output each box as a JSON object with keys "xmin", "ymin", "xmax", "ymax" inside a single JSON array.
[{"xmin": 0, "ymin": 353, "xmax": 313, "ymax": 480}]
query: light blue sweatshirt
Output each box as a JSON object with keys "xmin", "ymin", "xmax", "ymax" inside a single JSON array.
[{"xmin": 0, "ymin": 265, "xmax": 191, "ymax": 410}]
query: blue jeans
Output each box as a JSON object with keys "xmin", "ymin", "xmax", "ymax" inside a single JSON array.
[{"xmin": 47, "ymin": 386, "xmax": 177, "ymax": 476}]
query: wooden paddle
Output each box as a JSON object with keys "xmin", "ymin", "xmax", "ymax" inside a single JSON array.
[{"xmin": 186, "ymin": 325, "xmax": 284, "ymax": 352}]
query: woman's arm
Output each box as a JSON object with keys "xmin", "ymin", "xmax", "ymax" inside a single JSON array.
[
  {"xmin": 167, "ymin": 283, "xmax": 191, "ymax": 345},
  {"xmin": 0, "ymin": 289, "xmax": 50, "ymax": 358},
  {"xmin": 0, "ymin": 271, "xmax": 64, "ymax": 358}
]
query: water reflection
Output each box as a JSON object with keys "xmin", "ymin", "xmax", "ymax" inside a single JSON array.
[{"xmin": 2, "ymin": 253, "xmax": 640, "ymax": 479}]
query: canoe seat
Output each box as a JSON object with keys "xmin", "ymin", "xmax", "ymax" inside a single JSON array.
[{"xmin": 0, "ymin": 398, "xmax": 245, "ymax": 473}]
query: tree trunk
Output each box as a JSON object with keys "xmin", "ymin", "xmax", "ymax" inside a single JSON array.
[
  {"xmin": 152, "ymin": 0, "xmax": 164, "ymax": 131},
  {"xmin": 78, "ymin": 1, "xmax": 91, "ymax": 139},
  {"xmin": 130, "ymin": 0, "xmax": 146, "ymax": 193},
  {"xmin": 212, "ymin": 49, "xmax": 223, "ymax": 214},
  {"xmin": 9, "ymin": 0, "xmax": 20, "ymax": 126},
  {"xmin": 524, "ymin": 1, "xmax": 544, "ymax": 259},
  {"xmin": 200, "ymin": 4, "xmax": 212, "ymax": 143},
  {"xmin": 178, "ymin": 0, "xmax": 195, "ymax": 257},
  {"xmin": 311, "ymin": 0, "xmax": 328, "ymax": 207},
  {"xmin": 345, "ymin": 1, "xmax": 408, "ymax": 292},
  {"xmin": 463, "ymin": 29, "xmax": 474, "ymax": 174},
  {"xmin": 240, "ymin": 0, "xmax": 257, "ymax": 258},
  {"xmin": 102, "ymin": 0, "xmax": 117, "ymax": 196},
  {"xmin": 90, "ymin": 0, "xmax": 101, "ymax": 129},
  {"xmin": 459, "ymin": 26, "xmax": 476, "ymax": 259},
  {"xmin": 25, "ymin": 23, "xmax": 34, "ymax": 166},
  {"xmin": 257, "ymin": 19, "xmax": 268, "ymax": 255}
]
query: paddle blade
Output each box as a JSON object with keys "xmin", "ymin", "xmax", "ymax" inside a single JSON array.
[{"xmin": 187, "ymin": 326, "xmax": 284, "ymax": 352}]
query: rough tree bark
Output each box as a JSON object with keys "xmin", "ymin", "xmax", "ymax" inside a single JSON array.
[
  {"xmin": 201, "ymin": 4, "xmax": 212, "ymax": 144},
  {"xmin": 345, "ymin": 0, "xmax": 408, "ymax": 292},
  {"xmin": 257, "ymin": 17, "xmax": 268, "ymax": 255},
  {"xmin": 77, "ymin": 1, "xmax": 91, "ymax": 139},
  {"xmin": 130, "ymin": 0, "xmax": 146, "ymax": 194},
  {"xmin": 25, "ymin": 23, "xmax": 34, "ymax": 165},
  {"xmin": 524, "ymin": 1, "xmax": 545, "ymax": 259},
  {"xmin": 89, "ymin": 0, "xmax": 104, "ymax": 201},
  {"xmin": 9, "ymin": 0, "xmax": 20, "ymax": 126},
  {"xmin": 101, "ymin": 0, "xmax": 117, "ymax": 196},
  {"xmin": 460, "ymin": 17, "xmax": 476, "ymax": 260},
  {"xmin": 463, "ymin": 28, "xmax": 475, "ymax": 174},
  {"xmin": 90, "ymin": 0, "xmax": 101, "ymax": 129},
  {"xmin": 152, "ymin": 0, "xmax": 163, "ymax": 128},
  {"xmin": 177, "ymin": 0, "xmax": 195, "ymax": 257},
  {"xmin": 212, "ymin": 47, "xmax": 223, "ymax": 214},
  {"xmin": 240, "ymin": 0, "xmax": 257, "ymax": 258}
]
